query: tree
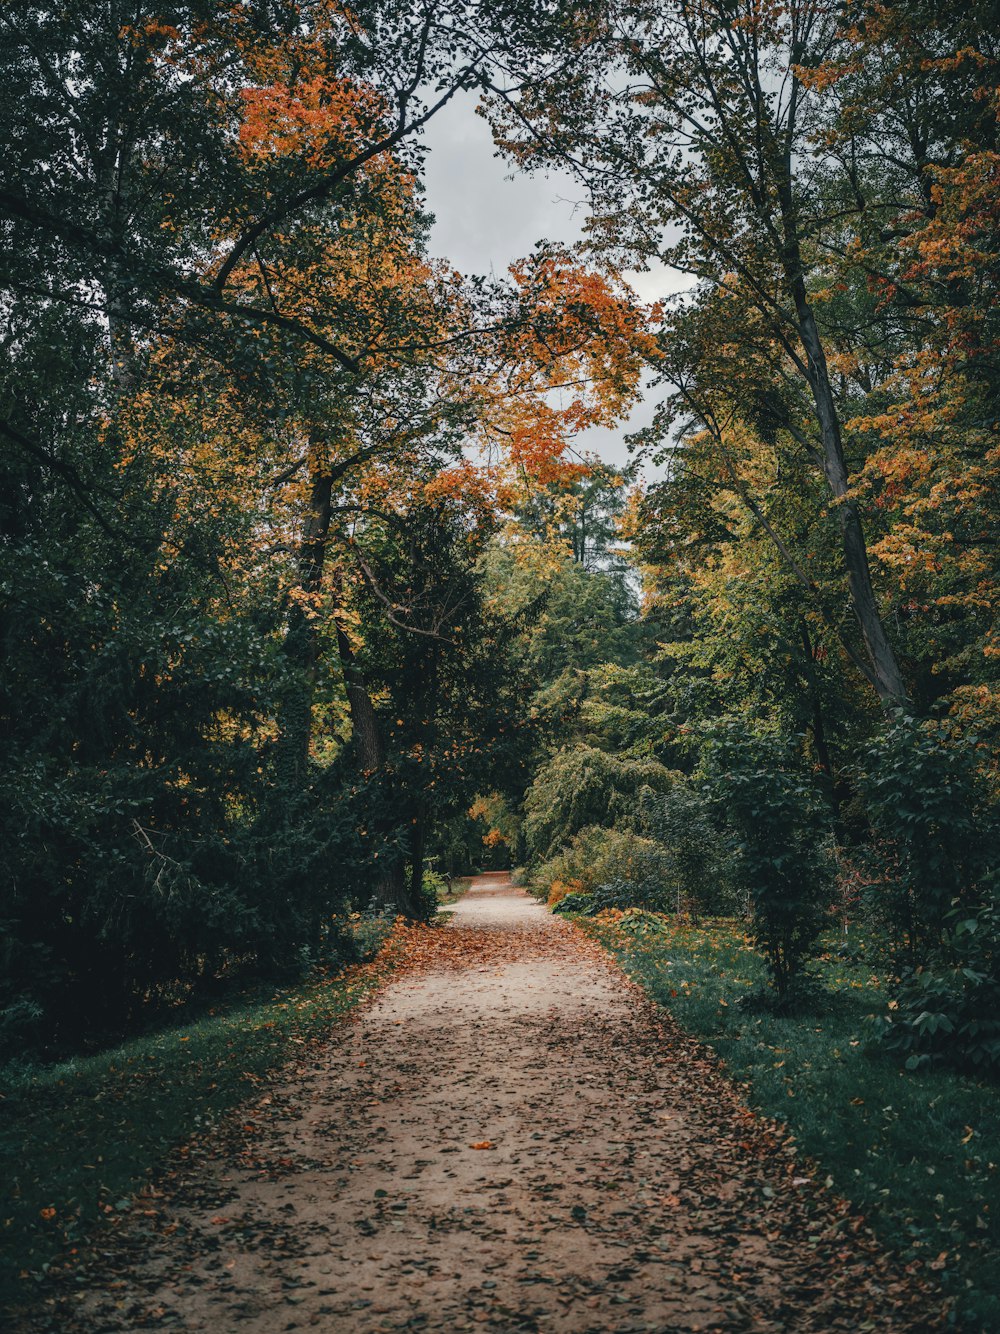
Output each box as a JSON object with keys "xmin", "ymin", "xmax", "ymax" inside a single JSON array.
[{"xmin": 488, "ymin": 0, "xmax": 915, "ymax": 707}]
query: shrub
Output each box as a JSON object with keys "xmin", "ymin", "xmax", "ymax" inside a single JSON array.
[
  {"xmin": 858, "ymin": 716, "xmax": 1000, "ymax": 956},
  {"xmin": 552, "ymin": 878, "xmax": 674, "ymax": 916},
  {"xmin": 551, "ymin": 891, "xmax": 595, "ymax": 915},
  {"xmin": 703, "ymin": 723, "xmax": 835, "ymax": 1002},
  {"xmin": 856, "ymin": 718, "xmax": 1000, "ymax": 1071},
  {"xmin": 547, "ymin": 877, "xmax": 585, "ymax": 908},
  {"xmin": 420, "ymin": 868, "xmax": 451, "ymax": 918},
  {"xmin": 637, "ymin": 780, "xmax": 737, "ymax": 915},
  {"xmin": 534, "ymin": 825, "xmax": 672, "ymax": 903},
  {"xmin": 523, "ymin": 745, "xmax": 676, "ymax": 863}
]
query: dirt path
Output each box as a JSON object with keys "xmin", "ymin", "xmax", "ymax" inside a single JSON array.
[{"xmin": 27, "ymin": 875, "xmax": 942, "ymax": 1332}]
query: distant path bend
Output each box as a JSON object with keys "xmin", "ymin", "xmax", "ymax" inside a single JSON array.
[{"xmin": 39, "ymin": 873, "xmax": 941, "ymax": 1332}]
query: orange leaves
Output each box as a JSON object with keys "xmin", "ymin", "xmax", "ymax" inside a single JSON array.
[
  {"xmin": 507, "ymin": 253, "xmax": 659, "ymax": 410},
  {"xmin": 468, "ymin": 1140, "xmax": 495, "ymax": 1150},
  {"xmin": 467, "ymin": 254, "xmax": 658, "ymax": 486},
  {"xmin": 238, "ymin": 76, "xmax": 388, "ymax": 170},
  {"xmin": 547, "ymin": 877, "xmax": 584, "ymax": 909}
]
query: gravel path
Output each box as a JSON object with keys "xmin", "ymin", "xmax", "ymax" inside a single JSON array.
[{"xmin": 23, "ymin": 874, "xmax": 943, "ymax": 1332}]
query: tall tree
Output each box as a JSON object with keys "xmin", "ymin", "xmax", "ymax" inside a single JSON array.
[{"xmin": 487, "ymin": 0, "xmax": 919, "ymax": 706}]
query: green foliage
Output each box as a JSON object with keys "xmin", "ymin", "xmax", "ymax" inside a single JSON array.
[
  {"xmin": 874, "ymin": 894, "xmax": 1000, "ymax": 1076},
  {"xmin": 858, "ymin": 717, "xmax": 1000, "ymax": 953},
  {"xmin": 857, "ymin": 718, "xmax": 1000, "ymax": 1072},
  {"xmin": 704, "ymin": 724, "xmax": 835, "ymax": 1001},
  {"xmin": 523, "ymin": 744, "xmax": 676, "ymax": 863},
  {"xmin": 552, "ymin": 878, "xmax": 670, "ymax": 916},
  {"xmin": 351, "ymin": 498, "xmax": 536, "ymax": 915},
  {"xmin": 419, "ymin": 869, "xmax": 450, "ymax": 919},
  {"xmin": 638, "ymin": 781, "xmax": 736, "ymax": 915},
  {"xmin": 532, "ymin": 661, "xmax": 675, "ymax": 759},
  {"xmin": 536, "ymin": 824, "xmax": 673, "ymax": 902},
  {"xmin": 483, "ymin": 547, "xmax": 640, "ymax": 684}
]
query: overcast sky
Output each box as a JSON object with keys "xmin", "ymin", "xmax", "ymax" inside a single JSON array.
[{"xmin": 419, "ymin": 92, "xmax": 687, "ymax": 479}]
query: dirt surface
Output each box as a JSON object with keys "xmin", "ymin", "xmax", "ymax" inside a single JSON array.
[{"xmin": 19, "ymin": 874, "xmax": 943, "ymax": 1332}]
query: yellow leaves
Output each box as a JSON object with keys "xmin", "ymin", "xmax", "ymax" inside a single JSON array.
[{"xmin": 287, "ymin": 586, "xmax": 325, "ymax": 620}]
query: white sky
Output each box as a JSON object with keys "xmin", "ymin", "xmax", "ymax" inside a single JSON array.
[{"xmin": 419, "ymin": 92, "xmax": 687, "ymax": 479}]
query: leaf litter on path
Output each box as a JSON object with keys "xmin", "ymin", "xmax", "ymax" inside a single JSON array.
[{"xmin": 9, "ymin": 872, "xmax": 945, "ymax": 1332}]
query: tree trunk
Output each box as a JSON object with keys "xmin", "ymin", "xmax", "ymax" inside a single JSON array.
[
  {"xmin": 798, "ymin": 618, "xmax": 853, "ymax": 838},
  {"xmin": 409, "ymin": 813, "xmax": 426, "ymax": 919},
  {"xmin": 776, "ymin": 183, "xmax": 909, "ymax": 710},
  {"xmin": 332, "ymin": 584, "xmax": 415, "ymax": 916},
  {"xmin": 333, "ymin": 613, "xmax": 384, "ymax": 773},
  {"xmin": 277, "ymin": 459, "xmax": 333, "ymax": 782}
]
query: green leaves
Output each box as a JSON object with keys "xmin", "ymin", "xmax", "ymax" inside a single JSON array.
[{"xmin": 702, "ymin": 722, "xmax": 836, "ymax": 1001}]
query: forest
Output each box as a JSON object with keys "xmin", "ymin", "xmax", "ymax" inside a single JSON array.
[{"xmin": 1, "ymin": 0, "xmax": 999, "ymax": 1329}]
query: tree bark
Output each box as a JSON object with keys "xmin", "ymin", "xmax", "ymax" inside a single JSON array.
[
  {"xmin": 776, "ymin": 179, "xmax": 909, "ymax": 710},
  {"xmin": 332, "ymin": 578, "xmax": 415, "ymax": 917},
  {"xmin": 277, "ymin": 458, "xmax": 333, "ymax": 781}
]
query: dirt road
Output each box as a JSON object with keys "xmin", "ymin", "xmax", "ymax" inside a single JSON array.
[{"xmin": 26, "ymin": 874, "xmax": 941, "ymax": 1332}]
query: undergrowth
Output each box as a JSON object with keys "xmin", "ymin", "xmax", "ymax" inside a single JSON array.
[{"xmin": 583, "ymin": 909, "xmax": 1000, "ymax": 1332}]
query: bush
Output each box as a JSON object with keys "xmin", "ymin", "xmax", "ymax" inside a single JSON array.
[
  {"xmin": 875, "ymin": 890, "xmax": 1000, "ymax": 1074},
  {"xmin": 552, "ymin": 878, "xmax": 676, "ymax": 916},
  {"xmin": 523, "ymin": 745, "xmax": 676, "ymax": 862},
  {"xmin": 637, "ymin": 780, "xmax": 736, "ymax": 915},
  {"xmin": 341, "ymin": 907, "xmax": 396, "ymax": 962},
  {"xmin": 535, "ymin": 825, "xmax": 673, "ymax": 904},
  {"xmin": 551, "ymin": 890, "xmax": 594, "ymax": 915},
  {"xmin": 858, "ymin": 716, "xmax": 1000, "ymax": 955},
  {"xmin": 857, "ymin": 718, "xmax": 1000, "ymax": 1072},
  {"xmin": 547, "ymin": 877, "xmax": 585, "ymax": 908},
  {"xmin": 420, "ymin": 869, "xmax": 450, "ymax": 919},
  {"xmin": 703, "ymin": 723, "xmax": 835, "ymax": 1002}
]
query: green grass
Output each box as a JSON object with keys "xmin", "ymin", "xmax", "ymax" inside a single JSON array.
[
  {"xmin": 0, "ymin": 950, "xmax": 390, "ymax": 1308},
  {"xmin": 583, "ymin": 910, "xmax": 1000, "ymax": 1332},
  {"xmin": 437, "ymin": 875, "xmax": 472, "ymax": 905}
]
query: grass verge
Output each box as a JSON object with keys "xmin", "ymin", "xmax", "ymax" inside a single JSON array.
[
  {"xmin": 582, "ymin": 910, "xmax": 999, "ymax": 1332},
  {"xmin": 437, "ymin": 876, "xmax": 472, "ymax": 905},
  {"xmin": 0, "ymin": 930, "xmax": 399, "ymax": 1308}
]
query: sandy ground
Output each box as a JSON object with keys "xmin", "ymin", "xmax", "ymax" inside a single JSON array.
[{"xmin": 20, "ymin": 874, "xmax": 943, "ymax": 1332}]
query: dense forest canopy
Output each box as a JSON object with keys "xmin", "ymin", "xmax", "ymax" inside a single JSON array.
[{"xmin": 1, "ymin": 0, "xmax": 998, "ymax": 1079}]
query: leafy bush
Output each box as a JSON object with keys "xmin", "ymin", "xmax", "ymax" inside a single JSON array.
[
  {"xmin": 341, "ymin": 908, "xmax": 396, "ymax": 963},
  {"xmin": 420, "ymin": 869, "xmax": 450, "ymax": 919},
  {"xmin": 547, "ymin": 877, "xmax": 585, "ymax": 909},
  {"xmin": 703, "ymin": 724, "xmax": 835, "ymax": 1002},
  {"xmin": 552, "ymin": 877, "xmax": 676, "ymax": 916},
  {"xmin": 637, "ymin": 780, "xmax": 736, "ymax": 915},
  {"xmin": 0, "ymin": 749, "xmax": 374, "ymax": 1057},
  {"xmin": 874, "ymin": 892, "xmax": 1000, "ymax": 1074},
  {"xmin": 534, "ymin": 825, "xmax": 672, "ymax": 904},
  {"xmin": 857, "ymin": 718, "xmax": 1000, "ymax": 1072},
  {"xmin": 523, "ymin": 745, "xmax": 676, "ymax": 863},
  {"xmin": 551, "ymin": 890, "xmax": 595, "ymax": 915},
  {"xmin": 858, "ymin": 717, "xmax": 1000, "ymax": 955}
]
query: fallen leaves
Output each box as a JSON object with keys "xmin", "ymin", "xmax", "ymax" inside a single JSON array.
[{"xmin": 10, "ymin": 877, "xmax": 948, "ymax": 1334}]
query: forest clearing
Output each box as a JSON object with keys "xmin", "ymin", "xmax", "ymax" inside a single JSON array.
[{"xmin": 2, "ymin": 0, "xmax": 999, "ymax": 1329}]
